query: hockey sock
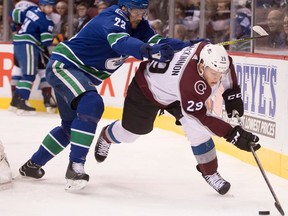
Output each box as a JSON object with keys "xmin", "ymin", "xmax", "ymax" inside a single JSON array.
[
  {"xmin": 69, "ymin": 91, "xmax": 104, "ymax": 163},
  {"xmin": 15, "ymin": 75, "xmax": 36, "ymax": 100},
  {"xmin": 41, "ymin": 87, "xmax": 52, "ymax": 96},
  {"xmin": 196, "ymin": 158, "xmax": 218, "ymax": 176},
  {"xmin": 191, "ymin": 138, "xmax": 218, "ymax": 175},
  {"xmin": 69, "ymin": 115, "xmax": 98, "ymax": 163},
  {"xmin": 31, "ymin": 126, "xmax": 70, "ymax": 166},
  {"xmin": 106, "ymin": 120, "xmax": 140, "ymax": 143},
  {"xmin": 38, "ymin": 69, "xmax": 50, "ymax": 89}
]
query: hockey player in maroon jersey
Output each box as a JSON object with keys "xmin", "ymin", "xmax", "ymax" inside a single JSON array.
[{"xmin": 95, "ymin": 42, "xmax": 261, "ymax": 195}]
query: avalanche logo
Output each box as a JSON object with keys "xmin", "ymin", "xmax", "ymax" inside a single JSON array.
[{"xmin": 194, "ymin": 80, "xmax": 206, "ymax": 95}]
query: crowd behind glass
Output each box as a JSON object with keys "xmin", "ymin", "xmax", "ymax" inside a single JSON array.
[{"xmin": 1, "ymin": 0, "xmax": 288, "ymax": 55}]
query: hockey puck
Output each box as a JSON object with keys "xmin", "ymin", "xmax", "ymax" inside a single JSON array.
[{"xmin": 258, "ymin": 211, "xmax": 270, "ymax": 215}]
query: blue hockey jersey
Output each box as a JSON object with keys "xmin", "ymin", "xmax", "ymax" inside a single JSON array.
[
  {"xmin": 11, "ymin": 6, "xmax": 54, "ymax": 50},
  {"xmin": 51, "ymin": 5, "xmax": 191, "ymax": 86}
]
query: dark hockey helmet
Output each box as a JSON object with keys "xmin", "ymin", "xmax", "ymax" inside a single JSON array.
[
  {"xmin": 118, "ymin": 0, "xmax": 149, "ymax": 10},
  {"xmin": 39, "ymin": 0, "xmax": 56, "ymax": 5}
]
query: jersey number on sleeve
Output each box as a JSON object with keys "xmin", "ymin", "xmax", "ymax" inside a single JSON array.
[
  {"xmin": 187, "ymin": 100, "xmax": 203, "ymax": 112},
  {"xmin": 114, "ymin": 17, "xmax": 126, "ymax": 29}
]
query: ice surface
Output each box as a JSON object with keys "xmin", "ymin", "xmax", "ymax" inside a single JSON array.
[{"xmin": 0, "ymin": 110, "xmax": 287, "ymax": 216}]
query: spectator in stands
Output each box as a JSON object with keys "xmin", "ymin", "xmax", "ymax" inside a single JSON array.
[
  {"xmin": 87, "ymin": 0, "xmax": 99, "ymax": 18},
  {"xmin": 257, "ymin": 0, "xmax": 286, "ymax": 8},
  {"xmin": 0, "ymin": 1, "xmax": 2, "ymax": 20},
  {"xmin": 174, "ymin": 24, "xmax": 187, "ymax": 41},
  {"xmin": 163, "ymin": 0, "xmax": 187, "ymax": 37},
  {"xmin": 185, "ymin": 0, "xmax": 200, "ymax": 14},
  {"xmin": 283, "ymin": 12, "xmax": 288, "ymax": 46},
  {"xmin": 211, "ymin": 1, "xmax": 231, "ymax": 44},
  {"xmin": 0, "ymin": 1, "xmax": 3, "ymax": 40},
  {"xmin": 74, "ymin": 0, "xmax": 94, "ymax": 6},
  {"xmin": 226, "ymin": 0, "xmax": 251, "ymax": 52},
  {"xmin": 174, "ymin": 0, "xmax": 186, "ymax": 24},
  {"xmin": 148, "ymin": 0, "xmax": 168, "ymax": 25},
  {"xmin": 75, "ymin": 2, "xmax": 90, "ymax": 32},
  {"xmin": 149, "ymin": 19, "xmax": 163, "ymax": 35},
  {"xmin": 0, "ymin": 0, "xmax": 3, "ymax": 40},
  {"xmin": 87, "ymin": 0, "xmax": 113, "ymax": 18},
  {"xmin": 53, "ymin": 1, "xmax": 76, "ymax": 38},
  {"xmin": 0, "ymin": 23, "xmax": 3, "ymax": 41},
  {"xmin": 52, "ymin": 21, "xmax": 68, "ymax": 45},
  {"xmin": 183, "ymin": 0, "xmax": 200, "ymax": 40},
  {"xmin": 96, "ymin": 0, "xmax": 109, "ymax": 13},
  {"xmin": 266, "ymin": 9, "xmax": 285, "ymax": 48},
  {"xmin": 53, "ymin": 1, "xmax": 68, "ymax": 36}
]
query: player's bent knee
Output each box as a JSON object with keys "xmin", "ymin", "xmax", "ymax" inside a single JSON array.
[{"xmin": 76, "ymin": 91, "xmax": 104, "ymax": 122}]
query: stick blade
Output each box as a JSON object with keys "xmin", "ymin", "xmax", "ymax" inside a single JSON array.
[
  {"xmin": 275, "ymin": 202, "xmax": 285, "ymax": 216},
  {"xmin": 252, "ymin": 25, "xmax": 269, "ymax": 36}
]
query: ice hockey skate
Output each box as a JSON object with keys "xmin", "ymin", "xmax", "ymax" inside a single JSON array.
[
  {"xmin": 43, "ymin": 93, "xmax": 57, "ymax": 114},
  {"xmin": 94, "ymin": 126, "xmax": 111, "ymax": 163},
  {"xmin": 16, "ymin": 98, "xmax": 36, "ymax": 115},
  {"xmin": 7, "ymin": 93, "xmax": 19, "ymax": 112},
  {"xmin": 202, "ymin": 172, "xmax": 231, "ymax": 195},
  {"xmin": 0, "ymin": 142, "xmax": 12, "ymax": 190},
  {"xmin": 65, "ymin": 161, "xmax": 89, "ymax": 191},
  {"xmin": 19, "ymin": 159, "xmax": 45, "ymax": 179}
]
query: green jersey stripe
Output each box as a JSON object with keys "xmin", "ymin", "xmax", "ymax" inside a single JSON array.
[
  {"xmin": 107, "ymin": 32, "xmax": 129, "ymax": 47},
  {"xmin": 12, "ymin": 9, "xmax": 21, "ymax": 24},
  {"xmin": 53, "ymin": 61, "xmax": 86, "ymax": 96},
  {"xmin": 13, "ymin": 34, "xmax": 42, "ymax": 46},
  {"xmin": 53, "ymin": 43, "xmax": 111, "ymax": 80},
  {"xmin": 42, "ymin": 134, "xmax": 65, "ymax": 155},
  {"xmin": 148, "ymin": 34, "xmax": 162, "ymax": 44},
  {"xmin": 16, "ymin": 80, "xmax": 33, "ymax": 89},
  {"xmin": 71, "ymin": 129, "xmax": 94, "ymax": 147}
]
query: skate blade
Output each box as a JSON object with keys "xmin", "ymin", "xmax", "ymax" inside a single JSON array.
[
  {"xmin": 8, "ymin": 106, "xmax": 17, "ymax": 112},
  {"xmin": 46, "ymin": 107, "xmax": 57, "ymax": 114},
  {"xmin": 65, "ymin": 179, "xmax": 88, "ymax": 191},
  {"xmin": 0, "ymin": 181, "xmax": 12, "ymax": 191},
  {"xmin": 16, "ymin": 109, "xmax": 36, "ymax": 116}
]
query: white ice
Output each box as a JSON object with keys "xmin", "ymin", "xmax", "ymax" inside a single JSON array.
[{"xmin": 0, "ymin": 110, "xmax": 287, "ymax": 216}]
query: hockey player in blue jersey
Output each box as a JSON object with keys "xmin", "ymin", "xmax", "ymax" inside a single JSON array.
[
  {"xmin": 9, "ymin": 0, "xmax": 57, "ymax": 114},
  {"xmin": 10, "ymin": 0, "xmax": 55, "ymax": 115},
  {"xmin": 19, "ymin": 0, "xmax": 209, "ymax": 191}
]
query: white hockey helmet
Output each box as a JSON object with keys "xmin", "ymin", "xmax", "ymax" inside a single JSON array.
[{"xmin": 199, "ymin": 44, "xmax": 230, "ymax": 75}]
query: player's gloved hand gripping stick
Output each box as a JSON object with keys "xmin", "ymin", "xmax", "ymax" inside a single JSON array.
[{"xmin": 233, "ymin": 110, "xmax": 285, "ymax": 216}]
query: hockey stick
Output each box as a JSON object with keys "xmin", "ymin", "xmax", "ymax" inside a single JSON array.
[
  {"xmin": 232, "ymin": 110, "xmax": 285, "ymax": 216},
  {"xmin": 218, "ymin": 25, "xmax": 268, "ymax": 46},
  {"xmin": 153, "ymin": 26, "xmax": 268, "ymax": 59}
]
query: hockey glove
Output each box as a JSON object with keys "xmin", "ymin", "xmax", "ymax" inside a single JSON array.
[
  {"xmin": 225, "ymin": 126, "xmax": 261, "ymax": 152},
  {"xmin": 222, "ymin": 86, "xmax": 244, "ymax": 118},
  {"xmin": 189, "ymin": 38, "xmax": 211, "ymax": 45},
  {"xmin": 140, "ymin": 43, "xmax": 174, "ymax": 62}
]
